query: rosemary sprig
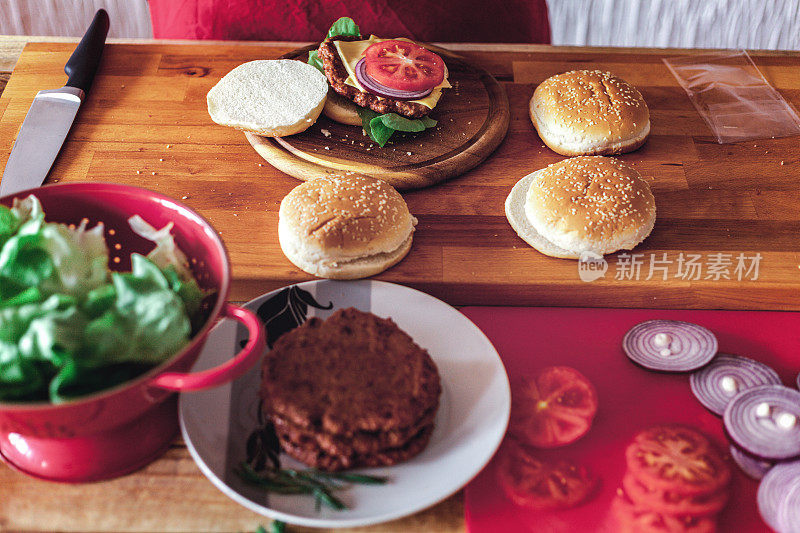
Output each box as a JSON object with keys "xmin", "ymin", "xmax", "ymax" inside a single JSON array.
[{"xmin": 236, "ymin": 462, "xmax": 388, "ymax": 511}]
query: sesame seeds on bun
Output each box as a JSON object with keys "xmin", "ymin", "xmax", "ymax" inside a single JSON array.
[
  {"xmin": 530, "ymin": 70, "xmax": 650, "ymax": 156},
  {"xmin": 278, "ymin": 174, "xmax": 417, "ymax": 279},
  {"xmin": 505, "ymin": 156, "xmax": 656, "ymax": 258}
]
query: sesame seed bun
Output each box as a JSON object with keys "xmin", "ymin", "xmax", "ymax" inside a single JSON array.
[
  {"xmin": 207, "ymin": 60, "xmax": 328, "ymax": 137},
  {"xmin": 322, "ymin": 90, "xmax": 363, "ymax": 126},
  {"xmin": 279, "ymin": 174, "xmax": 417, "ymax": 279},
  {"xmin": 505, "ymin": 156, "xmax": 656, "ymax": 258},
  {"xmin": 530, "ymin": 70, "xmax": 650, "ymax": 156}
]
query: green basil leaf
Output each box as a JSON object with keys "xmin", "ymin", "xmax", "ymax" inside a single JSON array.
[
  {"xmin": 379, "ymin": 113, "xmax": 438, "ymax": 132},
  {"xmin": 378, "ymin": 113, "xmax": 426, "ymax": 132},
  {"xmin": 307, "ymin": 50, "xmax": 324, "ymax": 73},
  {"xmin": 326, "ymin": 17, "xmax": 360, "ymax": 39},
  {"xmin": 367, "ymin": 117, "xmax": 396, "ymax": 147},
  {"xmin": 420, "ymin": 116, "xmax": 438, "ymax": 128},
  {"xmin": 357, "ymin": 108, "xmax": 394, "ymax": 147}
]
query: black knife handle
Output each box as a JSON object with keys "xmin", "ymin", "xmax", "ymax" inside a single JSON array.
[{"xmin": 64, "ymin": 9, "xmax": 110, "ymax": 93}]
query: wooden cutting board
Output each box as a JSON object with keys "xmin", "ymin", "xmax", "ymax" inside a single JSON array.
[
  {"xmin": 1, "ymin": 42, "xmax": 800, "ymax": 308},
  {"xmin": 247, "ymin": 44, "xmax": 509, "ymax": 190}
]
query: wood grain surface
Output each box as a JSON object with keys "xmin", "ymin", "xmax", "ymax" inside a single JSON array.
[
  {"xmin": 247, "ymin": 43, "xmax": 510, "ymax": 190},
  {"xmin": 1, "ymin": 42, "xmax": 800, "ymax": 309},
  {"xmin": 0, "ymin": 38, "xmax": 800, "ymax": 533}
]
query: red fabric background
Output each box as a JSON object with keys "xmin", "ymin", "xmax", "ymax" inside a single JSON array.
[{"xmin": 148, "ymin": 0, "xmax": 550, "ymax": 43}]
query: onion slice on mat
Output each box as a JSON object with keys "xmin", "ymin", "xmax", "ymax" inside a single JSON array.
[
  {"xmin": 690, "ymin": 354, "xmax": 782, "ymax": 415},
  {"xmin": 757, "ymin": 460, "xmax": 800, "ymax": 532},
  {"xmin": 724, "ymin": 385, "xmax": 800, "ymax": 460},
  {"xmin": 355, "ymin": 59, "xmax": 434, "ymax": 100},
  {"xmin": 729, "ymin": 444, "xmax": 773, "ymax": 480},
  {"xmin": 622, "ymin": 320, "xmax": 718, "ymax": 372},
  {"xmin": 778, "ymin": 481, "xmax": 800, "ymax": 533}
]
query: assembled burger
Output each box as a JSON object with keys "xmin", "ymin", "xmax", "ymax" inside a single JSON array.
[{"xmin": 309, "ymin": 17, "xmax": 451, "ymax": 146}]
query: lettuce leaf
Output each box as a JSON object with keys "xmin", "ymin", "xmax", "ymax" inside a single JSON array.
[
  {"xmin": 0, "ymin": 196, "xmax": 109, "ymax": 302},
  {"xmin": 0, "ymin": 205, "xmax": 19, "ymax": 249},
  {"xmin": 308, "ymin": 50, "xmax": 324, "ymax": 73},
  {"xmin": 10, "ymin": 195, "xmax": 44, "ymax": 227},
  {"xmin": 84, "ymin": 254, "xmax": 191, "ymax": 366},
  {"xmin": 0, "ymin": 196, "xmax": 203, "ymax": 403},
  {"xmin": 0, "ymin": 295, "xmax": 82, "ymax": 402},
  {"xmin": 326, "ymin": 17, "xmax": 360, "ymax": 39},
  {"xmin": 309, "ymin": 16, "xmax": 360, "ymax": 73},
  {"xmin": 127, "ymin": 215, "xmax": 193, "ymax": 282}
]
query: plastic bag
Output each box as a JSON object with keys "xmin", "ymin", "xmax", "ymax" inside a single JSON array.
[{"xmin": 663, "ymin": 50, "xmax": 800, "ymax": 143}]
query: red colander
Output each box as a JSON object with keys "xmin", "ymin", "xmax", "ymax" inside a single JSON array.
[{"xmin": 0, "ymin": 182, "xmax": 265, "ymax": 482}]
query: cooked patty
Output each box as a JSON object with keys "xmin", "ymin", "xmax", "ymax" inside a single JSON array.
[
  {"xmin": 318, "ymin": 35, "xmax": 433, "ymax": 119},
  {"xmin": 272, "ymin": 404, "xmax": 438, "ymax": 458},
  {"xmin": 261, "ymin": 307, "xmax": 441, "ymax": 435},
  {"xmin": 279, "ymin": 423, "xmax": 435, "ymax": 471}
]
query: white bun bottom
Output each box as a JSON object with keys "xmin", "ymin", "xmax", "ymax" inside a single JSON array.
[
  {"xmin": 279, "ymin": 223, "xmax": 414, "ymax": 279},
  {"xmin": 505, "ymin": 172, "xmax": 580, "ymax": 259},
  {"xmin": 322, "ymin": 91, "xmax": 363, "ymax": 126}
]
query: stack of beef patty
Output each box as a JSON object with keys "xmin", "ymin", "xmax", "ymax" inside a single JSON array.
[{"xmin": 260, "ymin": 307, "xmax": 442, "ymax": 471}]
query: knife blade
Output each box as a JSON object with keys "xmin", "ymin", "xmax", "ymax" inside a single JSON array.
[{"xmin": 0, "ymin": 9, "xmax": 110, "ymax": 197}]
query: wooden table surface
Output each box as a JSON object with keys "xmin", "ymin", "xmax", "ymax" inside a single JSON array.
[{"xmin": 1, "ymin": 37, "xmax": 800, "ymax": 532}]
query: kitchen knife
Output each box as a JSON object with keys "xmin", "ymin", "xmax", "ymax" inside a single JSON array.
[{"xmin": 0, "ymin": 9, "xmax": 110, "ymax": 197}]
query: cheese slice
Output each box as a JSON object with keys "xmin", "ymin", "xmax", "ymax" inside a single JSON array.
[{"xmin": 334, "ymin": 35, "xmax": 451, "ymax": 110}]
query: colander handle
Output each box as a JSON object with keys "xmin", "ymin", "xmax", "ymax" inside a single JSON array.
[{"xmin": 151, "ymin": 304, "xmax": 265, "ymax": 391}]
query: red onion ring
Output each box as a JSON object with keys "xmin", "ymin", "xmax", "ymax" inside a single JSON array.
[
  {"xmin": 778, "ymin": 479, "xmax": 800, "ymax": 533},
  {"xmin": 724, "ymin": 385, "xmax": 800, "ymax": 460},
  {"xmin": 622, "ymin": 320, "xmax": 718, "ymax": 372},
  {"xmin": 354, "ymin": 59, "xmax": 434, "ymax": 100},
  {"xmin": 690, "ymin": 354, "xmax": 781, "ymax": 415},
  {"xmin": 757, "ymin": 460, "xmax": 800, "ymax": 531},
  {"xmin": 729, "ymin": 444, "xmax": 773, "ymax": 480}
]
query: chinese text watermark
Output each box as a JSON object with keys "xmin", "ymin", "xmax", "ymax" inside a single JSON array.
[{"xmin": 578, "ymin": 252, "xmax": 763, "ymax": 282}]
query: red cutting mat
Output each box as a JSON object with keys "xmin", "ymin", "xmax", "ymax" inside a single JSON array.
[{"xmin": 461, "ymin": 307, "xmax": 798, "ymax": 533}]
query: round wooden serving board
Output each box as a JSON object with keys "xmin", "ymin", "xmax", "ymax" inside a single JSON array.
[{"xmin": 247, "ymin": 43, "xmax": 510, "ymax": 190}]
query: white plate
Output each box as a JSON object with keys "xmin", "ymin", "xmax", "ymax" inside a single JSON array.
[{"xmin": 179, "ymin": 280, "xmax": 510, "ymax": 528}]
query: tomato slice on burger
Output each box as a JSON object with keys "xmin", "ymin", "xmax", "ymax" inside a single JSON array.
[
  {"xmin": 363, "ymin": 40, "xmax": 445, "ymax": 93},
  {"xmin": 510, "ymin": 366, "xmax": 598, "ymax": 448},
  {"xmin": 497, "ymin": 442, "xmax": 596, "ymax": 510},
  {"xmin": 625, "ymin": 425, "xmax": 731, "ymax": 496}
]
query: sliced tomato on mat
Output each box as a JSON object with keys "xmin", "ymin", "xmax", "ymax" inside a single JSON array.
[
  {"xmin": 510, "ymin": 366, "xmax": 598, "ymax": 448},
  {"xmin": 625, "ymin": 425, "xmax": 731, "ymax": 496},
  {"xmin": 611, "ymin": 494, "xmax": 718, "ymax": 533},
  {"xmin": 363, "ymin": 40, "xmax": 445, "ymax": 92},
  {"xmin": 497, "ymin": 442, "xmax": 597, "ymax": 510},
  {"xmin": 622, "ymin": 473, "xmax": 729, "ymax": 517}
]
